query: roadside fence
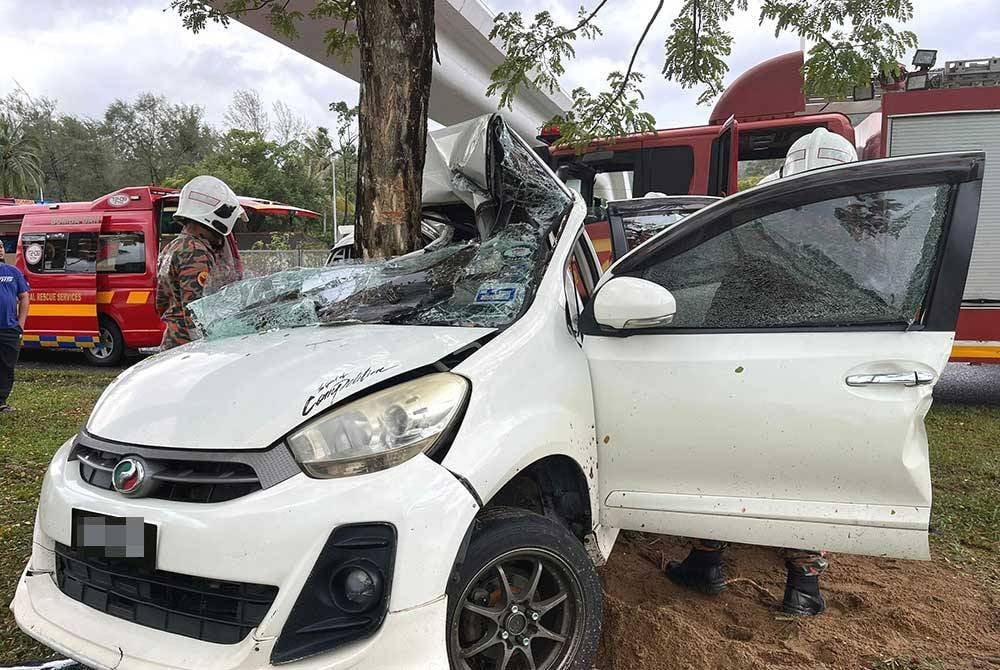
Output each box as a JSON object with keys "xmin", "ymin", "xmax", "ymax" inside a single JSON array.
[{"xmin": 239, "ymin": 249, "xmax": 329, "ymax": 277}]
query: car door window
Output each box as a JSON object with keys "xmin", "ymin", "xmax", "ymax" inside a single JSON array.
[
  {"xmin": 23, "ymin": 232, "xmax": 98, "ymax": 274},
  {"xmin": 566, "ymin": 234, "xmax": 600, "ymax": 336},
  {"xmin": 568, "ymin": 234, "xmax": 599, "ymax": 304},
  {"xmin": 557, "ymin": 152, "xmax": 639, "ymax": 220},
  {"xmin": 1, "ymin": 236, "xmax": 15, "ymax": 256},
  {"xmin": 563, "ymin": 178, "xmax": 583, "ymax": 197},
  {"xmin": 622, "ymin": 211, "xmax": 689, "ymax": 249},
  {"xmin": 641, "ymin": 185, "xmax": 953, "ymax": 329},
  {"xmin": 593, "ymin": 170, "xmax": 634, "ymax": 205},
  {"xmin": 98, "ymin": 232, "xmax": 146, "ymax": 274},
  {"xmin": 642, "ymin": 145, "xmax": 695, "ymax": 194},
  {"xmin": 604, "ymin": 198, "xmax": 718, "ymax": 262}
]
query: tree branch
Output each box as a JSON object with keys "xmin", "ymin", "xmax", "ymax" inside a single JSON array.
[
  {"xmin": 214, "ymin": 0, "xmax": 279, "ymax": 19},
  {"xmin": 589, "ymin": 0, "xmax": 664, "ymax": 133},
  {"xmin": 692, "ymin": 0, "xmax": 699, "ymax": 79},
  {"xmin": 546, "ymin": 0, "xmax": 611, "ymax": 45},
  {"xmin": 817, "ymin": 34, "xmax": 837, "ymax": 52}
]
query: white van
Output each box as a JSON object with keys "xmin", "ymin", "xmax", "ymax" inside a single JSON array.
[{"xmin": 11, "ymin": 115, "xmax": 985, "ymax": 670}]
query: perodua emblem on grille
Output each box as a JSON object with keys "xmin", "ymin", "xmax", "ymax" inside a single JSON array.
[{"xmin": 112, "ymin": 457, "xmax": 147, "ymax": 496}]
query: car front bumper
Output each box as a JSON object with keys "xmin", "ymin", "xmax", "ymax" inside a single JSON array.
[
  {"xmin": 11, "ymin": 438, "xmax": 478, "ymax": 669},
  {"xmin": 12, "ymin": 570, "xmax": 450, "ymax": 670}
]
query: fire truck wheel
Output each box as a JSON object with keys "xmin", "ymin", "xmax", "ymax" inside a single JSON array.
[{"xmin": 84, "ymin": 317, "xmax": 125, "ymax": 367}]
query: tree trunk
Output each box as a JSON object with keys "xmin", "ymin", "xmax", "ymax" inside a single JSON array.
[{"xmin": 354, "ymin": 0, "xmax": 435, "ymax": 259}]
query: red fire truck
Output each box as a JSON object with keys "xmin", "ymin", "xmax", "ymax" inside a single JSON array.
[
  {"xmin": 0, "ymin": 186, "xmax": 319, "ymax": 366},
  {"xmin": 550, "ymin": 50, "xmax": 1000, "ymax": 363}
]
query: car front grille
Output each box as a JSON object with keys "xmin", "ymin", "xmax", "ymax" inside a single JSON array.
[
  {"xmin": 71, "ymin": 432, "xmax": 301, "ymax": 504},
  {"xmin": 75, "ymin": 444, "xmax": 262, "ymax": 503},
  {"xmin": 55, "ymin": 542, "xmax": 279, "ymax": 645}
]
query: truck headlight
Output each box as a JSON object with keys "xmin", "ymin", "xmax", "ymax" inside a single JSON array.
[{"xmin": 287, "ymin": 373, "xmax": 469, "ymax": 478}]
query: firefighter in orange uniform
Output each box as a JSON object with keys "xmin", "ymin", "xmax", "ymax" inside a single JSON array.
[{"xmin": 155, "ymin": 176, "xmax": 243, "ymax": 350}]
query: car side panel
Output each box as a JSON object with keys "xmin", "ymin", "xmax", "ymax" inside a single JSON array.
[{"xmin": 444, "ymin": 202, "xmax": 604, "ymax": 548}]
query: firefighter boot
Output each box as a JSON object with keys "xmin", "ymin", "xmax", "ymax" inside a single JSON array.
[
  {"xmin": 782, "ymin": 568, "xmax": 826, "ymax": 616},
  {"xmin": 666, "ymin": 549, "xmax": 727, "ymax": 595}
]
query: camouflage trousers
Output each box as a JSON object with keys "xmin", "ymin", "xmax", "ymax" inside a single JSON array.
[
  {"xmin": 160, "ymin": 318, "xmax": 199, "ymax": 351},
  {"xmin": 691, "ymin": 539, "xmax": 829, "ymax": 577}
]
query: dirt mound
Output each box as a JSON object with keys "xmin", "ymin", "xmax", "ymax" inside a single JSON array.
[{"xmin": 597, "ymin": 535, "xmax": 1000, "ymax": 670}]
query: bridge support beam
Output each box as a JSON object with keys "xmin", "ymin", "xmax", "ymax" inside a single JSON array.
[{"xmin": 214, "ymin": 0, "xmax": 571, "ymax": 144}]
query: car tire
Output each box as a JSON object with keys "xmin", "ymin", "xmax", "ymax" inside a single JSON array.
[
  {"xmin": 83, "ymin": 317, "xmax": 125, "ymax": 367},
  {"xmin": 446, "ymin": 506, "xmax": 603, "ymax": 670}
]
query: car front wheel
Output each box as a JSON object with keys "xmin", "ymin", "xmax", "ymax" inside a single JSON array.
[{"xmin": 446, "ymin": 507, "xmax": 603, "ymax": 670}]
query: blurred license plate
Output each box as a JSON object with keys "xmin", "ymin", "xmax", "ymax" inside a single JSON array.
[{"xmin": 71, "ymin": 509, "xmax": 157, "ymax": 568}]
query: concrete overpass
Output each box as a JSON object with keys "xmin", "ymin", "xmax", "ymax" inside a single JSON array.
[{"xmin": 214, "ymin": 0, "xmax": 572, "ymax": 144}]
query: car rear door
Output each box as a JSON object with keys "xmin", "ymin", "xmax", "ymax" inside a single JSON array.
[
  {"xmin": 97, "ymin": 210, "xmax": 160, "ymax": 348},
  {"xmin": 19, "ymin": 214, "xmax": 101, "ymax": 349},
  {"xmin": 582, "ymin": 152, "xmax": 984, "ymax": 559}
]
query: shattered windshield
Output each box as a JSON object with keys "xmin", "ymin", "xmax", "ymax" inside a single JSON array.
[{"xmin": 190, "ymin": 116, "xmax": 572, "ymax": 338}]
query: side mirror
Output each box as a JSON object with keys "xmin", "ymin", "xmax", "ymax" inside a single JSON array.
[{"xmin": 593, "ymin": 276, "xmax": 676, "ymax": 330}]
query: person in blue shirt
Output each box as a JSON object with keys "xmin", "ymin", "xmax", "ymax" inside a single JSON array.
[{"xmin": 0, "ymin": 251, "xmax": 30, "ymax": 413}]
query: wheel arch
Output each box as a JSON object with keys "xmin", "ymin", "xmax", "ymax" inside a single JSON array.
[
  {"xmin": 85, "ymin": 312, "xmax": 126, "ymax": 366},
  {"xmin": 95, "ymin": 308, "xmax": 125, "ymax": 344},
  {"xmin": 480, "ymin": 454, "xmax": 594, "ymax": 541}
]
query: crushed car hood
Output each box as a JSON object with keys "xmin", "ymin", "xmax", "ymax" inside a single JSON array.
[{"xmin": 86, "ymin": 325, "xmax": 491, "ymax": 449}]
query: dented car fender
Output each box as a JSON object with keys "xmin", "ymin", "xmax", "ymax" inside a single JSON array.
[{"xmin": 442, "ymin": 201, "xmax": 605, "ymax": 554}]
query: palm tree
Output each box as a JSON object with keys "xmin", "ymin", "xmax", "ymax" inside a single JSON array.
[{"xmin": 0, "ymin": 114, "xmax": 43, "ymax": 198}]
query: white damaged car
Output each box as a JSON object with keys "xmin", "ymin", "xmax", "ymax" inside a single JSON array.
[{"xmin": 11, "ymin": 114, "xmax": 985, "ymax": 670}]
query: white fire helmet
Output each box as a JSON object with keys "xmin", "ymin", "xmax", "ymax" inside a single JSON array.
[
  {"xmin": 781, "ymin": 127, "xmax": 858, "ymax": 177},
  {"xmin": 759, "ymin": 128, "xmax": 858, "ymax": 185},
  {"xmin": 175, "ymin": 175, "xmax": 246, "ymax": 236}
]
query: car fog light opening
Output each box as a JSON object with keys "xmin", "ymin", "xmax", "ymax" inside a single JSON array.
[
  {"xmin": 272, "ymin": 523, "xmax": 396, "ymax": 665},
  {"xmin": 286, "ymin": 372, "xmax": 469, "ymax": 479},
  {"xmin": 331, "ymin": 563, "xmax": 383, "ymax": 613}
]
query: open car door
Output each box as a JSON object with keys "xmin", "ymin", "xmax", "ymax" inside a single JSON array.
[
  {"xmin": 581, "ymin": 152, "xmax": 984, "ymax": 559},
  {"xmin": 709, "ymin": 116, "xmax": 740, "ymax": 197},
  {"xmin": 20, "ymin": 214, "xmax": 102, "ymax": 350}
]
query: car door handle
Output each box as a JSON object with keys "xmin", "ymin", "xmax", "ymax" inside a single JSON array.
[{"xmin": 845, "ymin": 371, "xmax": 935, "ymax": 387}]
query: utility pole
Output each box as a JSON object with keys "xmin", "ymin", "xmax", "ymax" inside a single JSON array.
[{"xmin": 330, "ymin": 153, "xmax": 339, "ymax": 244}]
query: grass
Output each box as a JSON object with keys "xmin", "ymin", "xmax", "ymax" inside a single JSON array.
[
  {"xmin": 0, "ymin": 363, "xmax": 119, "ymax": 662},
  {"xmin": 0, "ymin": 364, "xmax": 996, "ymax": 663},
  {"xmin": 926, "ymin": 404, "xmax": 1000, "ymax": 585}
]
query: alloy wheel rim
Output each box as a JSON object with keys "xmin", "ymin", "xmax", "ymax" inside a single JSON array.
[
  {"xmin": 91, "ymin": 327, "xmax": 114, "ymax": 359},
  {"xmin": 449, "ymin": 548, "xmax": 584, "ymax": 670}
]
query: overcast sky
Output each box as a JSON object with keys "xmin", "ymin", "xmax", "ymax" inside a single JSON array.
[{"xmin": 1, "ymin": 0, "xmax": 998, "ymax": 134}]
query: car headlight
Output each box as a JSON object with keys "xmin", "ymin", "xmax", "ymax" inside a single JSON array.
[{"xmin": 287, "ymin": 372, "xmax": 469, "ymax": 478}]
